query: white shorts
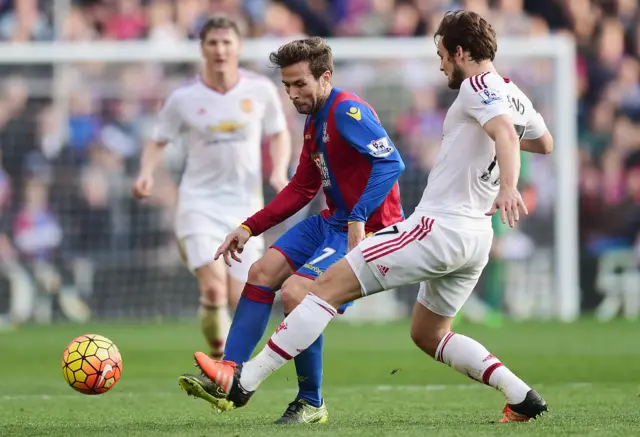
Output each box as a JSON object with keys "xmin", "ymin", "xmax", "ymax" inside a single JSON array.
[
  {"xmin": 176, "ymin": 212, "xmax": 264, "ymax": 282},
  {"xmin": 345, "ymin": 213, "xmax": 493, "ymax": 317}
]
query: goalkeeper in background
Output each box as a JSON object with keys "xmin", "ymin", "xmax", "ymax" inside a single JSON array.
[
  {"xmin": 178, "ymin": 37, "xmax": 406, "ymax": 424},
  {"xmin": 131, "ymin": 16, "xmax": 292, "ymax": 359}
]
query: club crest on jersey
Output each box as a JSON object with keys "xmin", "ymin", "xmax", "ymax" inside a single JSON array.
[
  {"xmin": 479, "ymin": 88, "xmax": 502, "ymax": 106},
  {"xmin": 322, "ymin": 122, "xmax": 330, "ymax": 144},
  {"xmin": 311, "ymin": 152, "xmax": 331, "ymax": 188},
  {"xmin": 240, "ymin": 99, "xmax": 253, "ymax": 113},
  {"xmin": 366, "ymin": 137, "xmax": 394, "ymax": 158}
]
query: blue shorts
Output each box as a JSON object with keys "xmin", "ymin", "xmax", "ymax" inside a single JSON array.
[{"xmin": 272, "ymin": 215, "xmax": 354, "ymax": 314}]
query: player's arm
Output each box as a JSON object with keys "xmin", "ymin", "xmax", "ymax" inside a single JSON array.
[
  {"xmin": 138, "ymin": 140, "xmax": 166, "ymax": 177},
  {"xmin": 520, "ymin": 111, "xmax": 553, "ymax": 155},
  {"xmin": 334, "ymin": 100, "xmax": 405, "ymax": 224},
  {"xmin": 483, "ymin": 115, "xmax": 521, "ymax": 189},
  {"xmin": 461, "ymin": 77, "xmax": 527, "ymax": 226},
  {"xmin": 132, "ymin": 94, "xmax": 181, "ymax": 199},
  {"xmin": 263, "ymin": 82, "xmax": 292, "ymax": 192},
  {"xmin": 241, "ymin": 144, "xmax": 322, "ymax": 237}
]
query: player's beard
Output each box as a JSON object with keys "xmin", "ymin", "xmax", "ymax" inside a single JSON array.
[
  {"xmin": 294, "ymin": 97, "xmax": 323, "ymax": 115},
  {"xmin": 293, "ymin": 100, "xmax": 312, "ymax": 114},
  {"xmin": 448, "ymin": 64, "xmax": 465, "ymax": 90}
]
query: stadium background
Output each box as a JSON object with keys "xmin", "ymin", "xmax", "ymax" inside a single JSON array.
[{"xmin": 0, "ymin": 0, "xmax": 639, "ymax": 326}]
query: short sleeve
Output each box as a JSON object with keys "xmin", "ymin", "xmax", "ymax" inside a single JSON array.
[
  {"xmin": 460, "ymin": 75, "xmax": 511, "ymax": 127},
  {"xmin": 262, "ymin": 81, "xmax": 287, "ymax": 136},
  {"xmin": 522, "ymin": 110, "xmax": 547, "ymax": 140},
  {"xmin": 151, "ymin": 92, "xmax": 182, "ymax": 143}
]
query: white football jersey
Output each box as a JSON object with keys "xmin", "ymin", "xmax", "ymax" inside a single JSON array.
[
  {"xmin": 151, "ymin": 70, "xmax": 287, "ymax": 226},
  {"xmin": 416, "ymin": 72, "xmax": 546, "ymax": 225}
]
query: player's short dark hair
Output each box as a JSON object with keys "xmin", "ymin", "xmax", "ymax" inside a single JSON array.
[
  {"xmin": 198, "ymin": 15, "xmax": 241, "ymax": 41},
  {"xmin": 435, "ymin": 10, "xmax": 497, "ymax": 62},
  {"xmin": 269, "ymin": 37, "xmax": 334, "ymax": 79}
]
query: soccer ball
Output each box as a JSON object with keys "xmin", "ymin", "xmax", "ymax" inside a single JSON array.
[{"xmin": 61, "ymin": 334, "xmax": 123, "ymax": 395}]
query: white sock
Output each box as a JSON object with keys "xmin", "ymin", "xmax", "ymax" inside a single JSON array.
[
  {"xmin": 239, "ymin": 294, "xmax": 336, "ymax": 391},
  {"xmin": 436, "ymin": 332, "xmax": 530, "ymax": 404}
]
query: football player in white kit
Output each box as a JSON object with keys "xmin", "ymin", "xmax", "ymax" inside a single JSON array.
[
  {"xmin": 132, "ymin": 16, "xmax": 291, "ymax": 359},
  {"xmin": 184, "ymin": 11, "xmax": 556, "ymax": 423}
]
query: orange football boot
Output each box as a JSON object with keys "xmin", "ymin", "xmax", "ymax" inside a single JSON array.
[
  {"xmin": 499, "ymin": 389, "xmax": 548, "ymax": 423},
  {"xmin": 194, "ymin": 351, "xmax": 236, "ymax": 394}
]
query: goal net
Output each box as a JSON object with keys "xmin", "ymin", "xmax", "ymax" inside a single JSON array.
[{"xmin": 0, "ymin": 36, "xmax": 578, "ymax": 325}]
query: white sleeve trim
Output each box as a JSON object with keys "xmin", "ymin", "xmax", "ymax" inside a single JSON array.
[{"xmin": 523, "ymin": 111, "xmax": 547, "ymax": 140}]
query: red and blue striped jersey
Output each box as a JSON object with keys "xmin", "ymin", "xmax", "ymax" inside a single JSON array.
[{"xmin": 244, "ymin": 88, "xmax": 404, "ymax": 236}]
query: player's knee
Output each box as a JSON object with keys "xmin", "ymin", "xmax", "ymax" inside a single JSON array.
[
  {"xmin": 410, "ymin": 325, "xmax": 446, "ymax": 358},
  {"xmin": 280, "ymin": 276, "xmax": 311, "ymax": 313},
  {"xmin": 247, "ymin": 259, "xmax": 271, "ymax": 286},
  {"xmin": 197, "ymin": 274, "xmax": 227, "ymax": 305}
]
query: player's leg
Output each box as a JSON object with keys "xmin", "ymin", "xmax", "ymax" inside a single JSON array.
[
  {"xmin": 274, "ymin": 274, "xmax": 329, "ymax": 424},
  {"xmin": 178, "ymin": 246, "xmax": 292, "ymax": 411},
  {"xmin": 227, "ymin": 275, "xmax": 243, "ymax": 313},
  {"xmin": 180, "ymin": 235, "xmax": 231, "ymax": 359},
  {"xmin": 180, "ymin": 216, "xmax": 327, "ymax": 411},
  {"xmin": 274, "ymin": 229, "xmax": 351, "ymax": 424},
  {"xmin": 226, "ymin": 235, "xmax": 265, "ymax": 312},
  {"xmin": 221, "ymin": 219, "xmax": 425, "ymax": 400},
  {"xmin": 222, "ymin": 216, "xmax": 324, "ymax": 367},
  {"xmin": 410, "ymin": 298, "xmax": 545, "ymax": 422},
  {"xmin": 188, "ymin": 215, "xmax": 433, "ymax": 408},
  {"xmin": 222, "ymin": 247, "xmax": 291, "ymax": 366},
  {"xmin": 231, "ymin": 257, "xmax": 362, "ymax": 401},
  {"xmin": 273, "ymin": 222, "xmax": 351, "ymax": 423},
  {"xmin": 409, "ymin": 237, "xmax": 547, "ymax": 422}
]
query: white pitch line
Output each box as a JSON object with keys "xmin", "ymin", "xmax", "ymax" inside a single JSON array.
[{"xmin": 0, "ymin": 382, "xmax": 593, "ymax": 402}]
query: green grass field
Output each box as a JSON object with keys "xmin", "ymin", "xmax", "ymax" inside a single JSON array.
[{"xmin": 1, "ymin": 318, "xmax": 639, "ymax": 436}]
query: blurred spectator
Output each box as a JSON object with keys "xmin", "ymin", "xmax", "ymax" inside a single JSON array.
[
  {"xmin": 102, "ymin": 0, "xmax": 146, "ymax": 40},
  {"xmin": 0, "ymin": 0, "xmax": 52, "ymax": 41},
  {"xmin": 13, "ymin": 176, "xmax": 62, "ymax": 263},
  {"xmin": 147, "ymin": 0, "xmax": 183, "ymax": 43},
  {"xmin": 67, "ymin": 89, "xmax": 101, "ymax": 159}
]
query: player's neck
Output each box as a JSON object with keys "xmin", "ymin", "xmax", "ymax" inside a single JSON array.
[
  {"xmin": 464, "ymin": 61, "xmax": 496, "ymax": 79},
  {"xmin": 201, "ymin": 69, "xmax": 240, "ymax": 94},
  {"xmin": 312, "ymin": 86, "xmax": 334, "ymax": 114}
]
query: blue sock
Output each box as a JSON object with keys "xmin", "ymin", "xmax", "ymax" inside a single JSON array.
[
  {"xmin": 289, "ymin": 311, "xmax": 324, "ymax": 408},
  {"xmin": 223, "ymin": 284, "xmax": 274, "ymax": 364}
]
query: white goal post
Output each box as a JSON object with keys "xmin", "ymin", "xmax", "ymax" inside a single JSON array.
[{"xmin": 0, "ymin": 35, "xmax": 579, "ymax": 321}]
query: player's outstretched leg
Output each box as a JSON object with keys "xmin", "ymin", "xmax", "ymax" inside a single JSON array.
[
  {"xmin": 184, "ymin": 259, "xmax": 362, "ymax": 411},
  {"xmin": 410, "ymin": 301, "xmax": 548, "ymax": 422},
  {"xmin": 274, "ymin": 276, "xmax": 329, "ymax": 424}
]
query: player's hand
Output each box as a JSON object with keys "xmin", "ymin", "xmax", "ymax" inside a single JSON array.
[
  {"xmin": 486, "ymin": 186, "xmax": 528, "ymax": 227},
  {"xmin": 348, "ymin": 221, "xmax": 366, "ymax": 252},
  {"xmin": 214, "ymin": 226, "xmax": 251, "ymax": 267},
  {"xmin": 131, "ymin": 174, "xmax": 154, "ymax": 200},
  {"xmin": 269, "ymin": 171, "xmax": 289, "ymax": 193}
]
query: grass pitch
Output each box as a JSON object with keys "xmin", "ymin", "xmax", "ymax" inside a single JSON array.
[{"xmin": 1, "ymin": 318, "xmax": 639, "ymax": 436}]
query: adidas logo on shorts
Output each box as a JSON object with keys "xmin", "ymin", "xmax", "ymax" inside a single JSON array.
[{"xmin": 376, "ymin": 264, "xmax": 389, "ymax": 276}]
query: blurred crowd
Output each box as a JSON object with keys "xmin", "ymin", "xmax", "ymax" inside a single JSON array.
[{"xmin": 1, "ymin": 0, "xmax": 640, "ymax": 321}]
